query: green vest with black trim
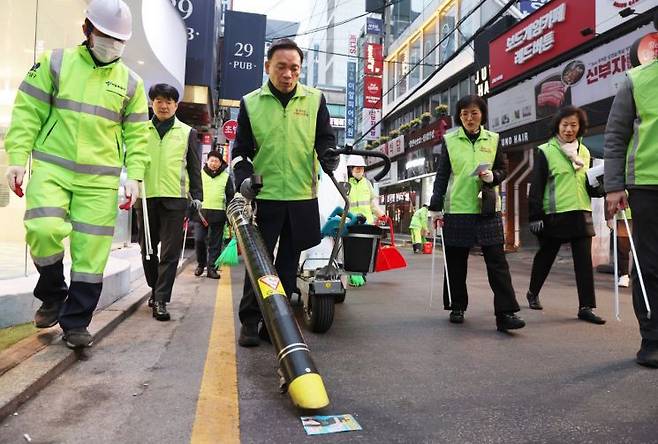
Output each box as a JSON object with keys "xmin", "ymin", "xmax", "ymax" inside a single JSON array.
[
  {"xmin": 626, "ymin": 60, "xmax": 658, "ymax": 186},
  {"xmin": 202, "ymin": 169, "xmax": 230, "ymax": 210},
  {"xmin": 444, "ymin": 126, "xmax": 500, "ymax": 214},
  {"xmin": 144, "ymin": 118, "xmax": 192, "ymax": 198},
  {"xmin": 348, "ymin": 176, "xmax": 375, "ymax": 223},
  {"xmin": 539, "ymin": 137, "xmax": 591, "ymax": 214},
  {"xmin": 4, "ymin": 45, "xmax": 150, "ymax": 189},
  {"xmin": 243, "ymin": 82, "xmax": 321, "ymax": 200}
]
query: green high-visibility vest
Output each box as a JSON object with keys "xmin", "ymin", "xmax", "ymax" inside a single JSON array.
[
  {"xmin": 539, "ymin": 137, "xmax": 591, "ymax": 214},
  {"xmin": 444, "ymin": 126, "xmax": 500, "ymax": 214},
  {"xmin": 143, "ymin": 118, "xmax": 192, "ymax": 198},
  {"xmin": 409, "ymin": 206, "xmax": 429, "ymax": 230},
  {"xmin": 4, "ymin": 45, "xmax": 150, "ymax": 189},
  {"xmin": 626, "ymin": 60, "xmax": 658, "ymax": 186},
  {"xmin": 202, "ymin": 169, "xmax": 230, "ymax": 210},
  {"xmin": 348, "ymin": 176, "xmax": 375, "ymax": 223},
  {"xmin": 244, "ymin": 82, "xmax": 321, "ymax": 200}
]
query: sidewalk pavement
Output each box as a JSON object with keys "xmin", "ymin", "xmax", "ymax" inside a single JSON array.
[{"xmin": 0, "ymin": 250, "xmax": 194, "ymax": 421}]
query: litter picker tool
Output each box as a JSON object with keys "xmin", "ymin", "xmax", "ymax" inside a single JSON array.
[
  {"xmin": 180, "ymin": 217, "xmax": 189, "ymax": 264},
  {"xmin": 140, "ymin": 181, "xmax": 153, "ymax": 260},
  {"xmin": 429, "ymin": 225, "xmax": 438, "ymax": 309},
  {"xmin": 613, "ymin": 216, "xmax": 620, "ymax": 321},
  {"xmin": 621, "ymin": 209, "xmax": 651, "ymax": 319},
  {"xmin": 440, "ymin": 224, "xmax": 451, "ymax": 308}
]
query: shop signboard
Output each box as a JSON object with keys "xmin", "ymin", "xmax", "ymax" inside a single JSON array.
[
  {"xmin": 366, "ymin": 17, "xmax": 383, "ymax": 35},
  {"xmin": 361, "ymin": 108, "xmax": 382, "ymax": 140},
  {"xmin": 387, "ymin": 135, "xmax": 405, "ymax": 157},
  {"xmin": 364, "ymin": 76, "xmax": 383, "ymax": 109},
  {"xmin": 345, "ymin": 60, "xmax": 357, "ymax": 142},
  {"xmin": 489, "ymin": 0, "xmax": 595, "ymax": 88},
  {"xmin": 406, "ymin": 120, "xmax": 449, "ymax": 151},
  {"xmin": 519, "ymin": 0, "xmax": 551, "ymax": 17},
  {"xmin": 595, "ymin": 0, "xmax": 656, "ymax": 35},
  {"xmin": 220, "ymin": 11, "xmax": 266, "ymax": 101},
  {"xmin": 364, "ymin": 43, "xmax": 384, "ymax": 76},
  {"xmin": 488, "ymin": 24, "xmax": 651, "ymax": 134}
]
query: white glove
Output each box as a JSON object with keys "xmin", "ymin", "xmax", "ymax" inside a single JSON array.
[
  {"xmin": 190, "ymin": 199, "xmax": 202, "ymax": 211},
  {"xmin": 429, "ymin": 211, "xmax": 444, "ymax": 228},
  {"xmin": 479, "ymin": 169, "xmax": 494, "ymax": 183},
  {"xmin": 124, "ymin": 179, "xmax": 140, "ymax": 207},
  {"xmin": 5, "ymin": 166, "xmax": 26, "ymax": 196}
]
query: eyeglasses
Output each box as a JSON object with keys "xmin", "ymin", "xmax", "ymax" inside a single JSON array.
[{"xmin": 460, "ymin": 110, "xmax": 481, "ymax": 119}]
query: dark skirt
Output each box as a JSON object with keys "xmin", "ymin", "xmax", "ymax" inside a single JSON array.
[
  {"xmin": 442, "ymin": 213, "xmax": 504, "ymax": 248},
  {"xmin": 542, "ymin": 210, "xmax": 595, "ymax": 240}
]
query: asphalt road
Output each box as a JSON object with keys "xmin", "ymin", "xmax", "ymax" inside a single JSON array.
[{"xmin": 1, "ymin": 247, "xmax": 657, "ymax": 443}]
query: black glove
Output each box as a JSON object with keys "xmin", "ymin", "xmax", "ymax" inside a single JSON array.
[
  {"xmin": 320, "ymin": 150, "xmax": 340, "ymax": 174},
  {"xmin": 239, "ymin": 177, "xmax": 262, "ymax": 200}
]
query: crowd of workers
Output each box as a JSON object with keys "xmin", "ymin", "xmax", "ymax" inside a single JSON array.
[{"xmin": 3, "ymin": 0, "xmax": 657, "ymax": 370}]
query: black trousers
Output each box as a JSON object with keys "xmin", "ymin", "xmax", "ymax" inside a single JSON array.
[
  {"xmin": 34, "ymin": 260, "xmax": 103, "ymax": 330},
  {"xmin": 442, "ymin": 244, "xmax": 520, "ymax": 315},
  {"xmin": 628, "ymin": 189, "xmax": 658, "ymax": 341},
  {"xmin": 194, "ymin": 217, "xmax": 226, "ymax": 269},
  {"xmin": 136, "ymin": 200, "xmax": 185, "ymax": 303},
  {"xmin": 528, "ymin": 235, "xmax": 596, "ymax": 308},
  {"xmin": 238, "ymin": 208, "xmax": 301, "ymax": 327}
]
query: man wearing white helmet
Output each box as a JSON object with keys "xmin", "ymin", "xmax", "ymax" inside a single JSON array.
[
  {"xmin": 346, "ymin": 154, "xmax": 384, "ymax": 286},
  {"xmin": 3, "ymin": 0, "xmax": 150, "ymax": 348}
]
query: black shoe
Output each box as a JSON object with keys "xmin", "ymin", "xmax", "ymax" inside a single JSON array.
[
  {"xmin": 577, "ymin": 307, "xmax": 606, "ymax": 325},
  {"xmin": 258, "ymin": 319, "xmax": 271, "ymax": 343},
  {"xmin": 62, "ymin": 328, "xmax": 93, "ymax": 349},
  {"xmin": 34, "ymin": 301, "xmax": 62, "ymax": 328},
  {"xmin": 496, "ymin": 313, "xmax": 526, "ymax": 332},
  {"xmin": 152, "ymin": 301, "xmax": 170, "ymax": 321},
  {"xmin": 147, "ymin": 290, "xmax": 154, "ymax": 308},
  {"xmin": 207, "ymin": 268, "xmax": 220, "ymax": 279},
  {"xmin": 526, "ymin": 291, "xmax": 543, "ymax": 310},
  {"xmin": 449, "ymin": 310, "xmax": 464, "ymax": 324},
  {"xmin": 636, "ymin": 339, "xmax": 658, "ymax": 368},
  {"xmin": 238, "ymin": 324, "xmax": 259, "ymax": 347},
  {"xmin": 194, "ymin": 265, "xmax": 205, "ymax": 276}
]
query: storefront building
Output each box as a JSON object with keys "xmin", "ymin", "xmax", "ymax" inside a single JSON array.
[
  {"xmin": 0, "ymin": 0, "xmax": 187, "ymax": 280},
  {"xmin": 482, "ymin": 0, "xmax": 658, "ymax": 250}
]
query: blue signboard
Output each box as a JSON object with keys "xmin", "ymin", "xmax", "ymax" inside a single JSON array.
[
  {"xmin": 366, "ymin": 17, "xmax": 383, "ymax": 35},
  {"xmin": 518, "ymin": 0, "xmax": 551, "ymax": 16},
  {"xmin": 345, "ymin": 60, "xmax": 357, "ymax": 142},
  {"xmin": 220, "ymin": 11, "xmax": 267, "ymax": 101}
]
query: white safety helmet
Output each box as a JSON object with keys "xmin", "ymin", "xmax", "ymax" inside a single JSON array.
[
  {"xmin": 86, "ymin": 0, "xmax": 133, "ymax": 41},
  {"xmin": 346, "ymin": 155, "xmax": 366, "ymax": 167}
]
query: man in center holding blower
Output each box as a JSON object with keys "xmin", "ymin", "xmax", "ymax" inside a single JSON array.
[{"xmin": 232, "ymin": 38, "xmax": 339, "ymax": 347}]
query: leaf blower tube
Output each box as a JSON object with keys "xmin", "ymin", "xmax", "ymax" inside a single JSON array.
[{"xmin": 226, "ymin": 192, "xmax": 329, "ymax": 410}]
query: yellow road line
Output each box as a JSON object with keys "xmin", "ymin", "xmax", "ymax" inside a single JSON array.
[{"xmin": 190, "ymin": 269, "xmax": 240, "ymax": 444}]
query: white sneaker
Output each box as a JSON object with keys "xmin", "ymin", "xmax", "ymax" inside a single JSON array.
[{"xmin": 618, "ymin": 275, "xmax": 630, "ymax": 288}]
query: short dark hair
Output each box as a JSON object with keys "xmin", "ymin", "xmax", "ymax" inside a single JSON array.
[
  {"xmin": 207, "ymin": 150, "xmax": 222, "ymax": 161},
  {"xmin": 550, "ymin": 105, "xmax": 588, "ymax": 137},
  {"xmin": 267, "ymin": 38, "xmax": 304, "ymax": 64},
  {"xmin": 454, "ymin": 95, "xmax": 488, "ymax": 128},
  {"xmin": 148, "ymin": 83, "xmax": 179, "ymax": 102}
]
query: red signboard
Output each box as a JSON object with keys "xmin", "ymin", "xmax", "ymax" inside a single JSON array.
[
  {"xmin": 222, "ymin": 119, "xmax": 238, "ymax": 141},
  {"xmin": 364, "ymin": 43, "xmax": 383, "ymax": 76},
  {"xmin": 489, "ymin": 0, "xmax": 595, "ymax": 88},
  {"xmin": 364, "ymin": 76, "xmax": 382, "ymax": 109}
]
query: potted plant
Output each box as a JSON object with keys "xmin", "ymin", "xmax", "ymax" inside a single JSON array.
[
  {"xmin": 434, "ymin": 103, "xmax": 449, "ymax": 118},
  {"xmin": 420, "ymin": 112, "xmax": 432, "ymax": 126},
  {"xmin": 378, "ymin": 135, "xmax": 390, "ymax": 145},
  {"xmin": 372, "ymin": 140, "xmax": 380, "ymax": 148},
  {"xmin": 389, "ymin": 129, "xmax": 400, "ymax": 138},
  {"xmin": 365, "ymin": 142, "xmax": 374, "ymax": 150},
  {"xmin": 399, "ymin": 123, "xmax": 411, "ymax": 134},
  {"xmin": 410, "ymin": 118, "xmax": 421, "ymax": 129}
]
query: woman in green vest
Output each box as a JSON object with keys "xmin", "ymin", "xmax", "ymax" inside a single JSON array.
[
  {"xmin": 194, "ymin": 150, "xmax": 234, "ymax": 279},
  {"xmin": 428, "ymin": 95, "xmax": 525, "ymax": 332},
  {"xmin": 526, "ymin": 106, "xmax": 606, "ymax": 325}
]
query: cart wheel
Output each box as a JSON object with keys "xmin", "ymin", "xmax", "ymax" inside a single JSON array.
[
  {"xmin": 335, "ymin": 291, "xmax": 346, "ymax": 304},
  {"xmin": 303, "ymin": 291, "xmax": 335, "ymax": 333}
]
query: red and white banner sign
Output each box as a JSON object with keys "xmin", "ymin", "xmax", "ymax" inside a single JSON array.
[
  {"xmin": 364, "ymin": 43, "xmax": 383, "ymax": 76},
  {"xmin": 489, "ymin": 0, "xmax": 595, "ymax": 88},
  {"xmin": 363, "ymin": 76, "xmax": 382, "ymax": 109},
  {"xmin": 222, "ymin": 119, "xmax": 238, "ymax": 141},
  {"xmin": 348, "ymin": 34, "xmax": 358, "ymax": 58}
]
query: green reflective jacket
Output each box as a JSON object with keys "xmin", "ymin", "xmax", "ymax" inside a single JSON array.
[
  {"xmin": 144, "ymin": 118, "xmax": 192, "ymax": 198},
  {"xmin": 409, "ymin": 206, "xmax": 429, "ymax": 230},
  {"xmin": 4, "ymin": 45, "xmax": 150, "ymax": 189},
  {"xmin": 244, "ymin": 82, "xmax": 321, "ymax": 200},
  {"xmin": 348, "ymin": 176, "xmax": 376, "ymax": 223},
  {"xmin": 539, "ymin": 137, "xmax": 591, "ymax": 214},
  {"xmin": 202, "ymin": 169, "xmax": 230, "ymax": 210}
]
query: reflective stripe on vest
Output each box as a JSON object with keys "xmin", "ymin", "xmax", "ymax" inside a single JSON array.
[
  {"xmin": 444, "ymin": 127, "xmax": 500, "ymax": 214},
  {"xmin": 539, "ymin": 138, "xmax": 591, "ymax": 214},
  {"xmin": 627, "ymin": 61, "xmax": 658, "ymax": 186},
  {"xmin": 348, "ymin": 177, "xmax": 374, "ymax": 223},
  {"xmin": 244, "ymin": 83, "xmax": 321, "ymax": 200},
  {"xmin": 144, "ymin": 118, "xmax": 193, "ymax": 198},
  {"xmin": 202, "ymin": 169, "xmax": 230, "ymax": 210}
]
